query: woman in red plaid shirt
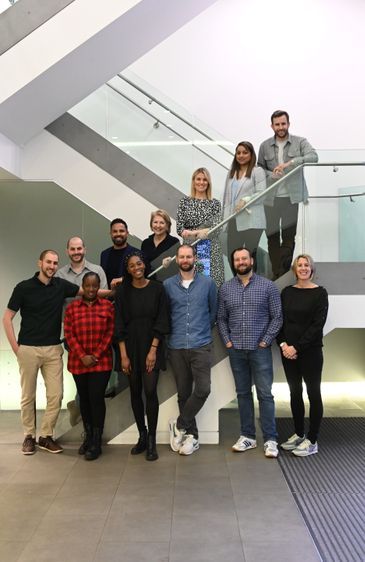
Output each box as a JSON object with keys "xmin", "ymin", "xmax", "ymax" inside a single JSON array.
[{"xmin": 64, "ymin": 272, "xmax": 115, "ymax": 460}]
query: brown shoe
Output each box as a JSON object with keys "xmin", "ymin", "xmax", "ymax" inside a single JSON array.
[
  {"xmin": 22, "ymin": 435, "xmax": 36, "ymax": 455},
  {"xmin": 38, "ymin": 436, "xmax": 63, "ymax": 454}
]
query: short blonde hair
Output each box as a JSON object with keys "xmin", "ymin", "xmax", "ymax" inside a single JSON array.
[
  {"xmin": 150, "ymin": 209, "xmax": 172, "ymax": 234},
  {"xmin": 292, "ymin": 254, "xmax": 316, "ymax": 279},
  {"xmin": 190, "ymin": 167, "xmax": 212, "ymax": 200}
]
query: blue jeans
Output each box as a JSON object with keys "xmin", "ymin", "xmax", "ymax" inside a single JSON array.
[{"xmin": 227, "ymin": 347, "xmax": 277, "ymax": 442}]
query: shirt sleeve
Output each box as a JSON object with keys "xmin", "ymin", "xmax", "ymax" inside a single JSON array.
[
  {"xmin": 295, "ymin": 288, "xmax": 328, "ymax": 351},
  {"xmin": 176, "ymin": 198, "xmax": 186, "ymax": 236},
  {"xmin": 291, "ymin": 138, "xmax": 318, "ymax": 166},
  {"xmin": 217, "ymin": 286, "xmax": 230, "ymax": 344},
  {"xmin": 7, "ymin": 284, "xmax": 23, "ymax": 312},
  {"xmin": 262, "ymin": 283, "xmax": 283, "ymax": 345},
  {"xmin": 62, "ymin": 279, "xmax": 80, "ymax": 299},
  {"xmin": 208, "ymin": 280, "xmax": 218, "ymax": 327}
]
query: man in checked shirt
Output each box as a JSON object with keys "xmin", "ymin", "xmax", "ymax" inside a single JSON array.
[{"xmin": 217, "ymin": 248, "xmax": 282, "ymax": 458}]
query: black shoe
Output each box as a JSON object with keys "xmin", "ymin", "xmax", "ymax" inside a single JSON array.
[
  {"xmin": 78, "ymin": 423, "xmax": 92, "ymax": 455},
  {"xmin": 131, "ymin": 430, "xmax": 147, "ymax": 455},
  {"xmin": 146, "ymin": 433, "xmax": 158, "ymax": 461},
  {"xmin": 85, "ymin": 428, "xmax": 102, "ymax": 461}
]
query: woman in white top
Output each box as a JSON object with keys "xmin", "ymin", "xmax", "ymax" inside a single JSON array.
[{"xmin": 223, "ymin": 141, "xmax": 266, "ymax": 267}]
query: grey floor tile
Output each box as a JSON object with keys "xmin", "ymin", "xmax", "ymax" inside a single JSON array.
[
  {"xmin": 33, "ymin": 512, "xmax": 107, "ymax": 542},
  {"xmin": 102, "ymin": 510, "xmax": 172, "ymax": 543},
  {"xmin": 234, "ymin": 491, "xmax": 308, "ymax": 540},
  {"xmin": 171, "ymin": 510, "xmax": 240, "ymax": 542},
  {"xmin": 0, "ymin": 541, "xmax": 28, "ymax": 562},
  {"xmin": 169, "ymin": 539, "xmax": 245, "ymax": 562},
  {"xmin": 243, "ymin": 538, "xmax": 321, "ymax": 562},
  {"xmin": 17, "ymin": 538, "xmax": 99, "ymax": 562},
  {"xmin": 173, "ymin": 487, "xmax": 236, "ymax": 514},
  {"xmin": 0, "ymin": 492, "xmax": 55, "ymax": 541},
  {"xmin": 110, "ymin": 490, "xmax": 173, "ymax": 513},
  {"xmin": 57, "ymin": 477, "xmax": 120, "ymax": 498},
  {"xmin": 95, "ymin": 540, "xmax": 170, "ymax": 562},
  {"xmin": 46, "ymin": 492, "xmax": 116, "ymax": 517}
]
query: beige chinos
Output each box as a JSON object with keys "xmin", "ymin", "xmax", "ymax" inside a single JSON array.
[{"xmin": 17, "ymin": 344, "xmax": 64, "ymax": 437}]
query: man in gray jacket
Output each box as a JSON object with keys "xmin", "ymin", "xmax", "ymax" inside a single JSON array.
[{"xmin": 258, "ymin": 110, "xmax": 318, "ymax": 279}]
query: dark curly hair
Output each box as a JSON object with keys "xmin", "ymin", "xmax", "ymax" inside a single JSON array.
[{"xmin": 123, "ymin": 251, "xmax": 146, "ymax": 284}]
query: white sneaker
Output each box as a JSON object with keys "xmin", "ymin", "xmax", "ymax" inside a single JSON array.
[
  {"xmin": 281, "ymin": 433, "xmax": 305, "ymax": 451},
  {"xmin": 168, "ymin": 418, "xmax": 185, "ymax": 452},
  {"xmin": 232, "ymin": 435, "xmax": 257, "ymax": 452},
  {"xmin": 264, "ymin": 440, "xmax": 279, "ymax": 458},
  {"xmin": 292, "ymin": 438, "xmax": 318, "ymax": 457},
  {"xmin": 179, "ymin": 434, "xmax": 199, "ymax": 455}
]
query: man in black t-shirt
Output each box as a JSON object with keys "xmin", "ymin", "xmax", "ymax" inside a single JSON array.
[{"xmin": 2, "ymin": 250, "xmax": 79, "ymax": 455}]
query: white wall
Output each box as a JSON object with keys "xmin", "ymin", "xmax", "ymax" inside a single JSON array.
[{"xmin": 130, "ymin": 0, "xmax": 365, "ymax": 151}]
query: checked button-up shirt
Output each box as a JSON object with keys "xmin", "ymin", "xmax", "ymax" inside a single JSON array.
[
  {"xmin": 64, "ymin": 298, "xmax": 115, "ymax": 374},
  {"xmin": 217, "ymin": 274, "xmax": 282, "ymax": 350}
]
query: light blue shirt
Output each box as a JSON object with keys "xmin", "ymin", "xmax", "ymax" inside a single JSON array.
[{"xmin": 163, "ymin": 272, "xmax": 217, "ymax": 349}]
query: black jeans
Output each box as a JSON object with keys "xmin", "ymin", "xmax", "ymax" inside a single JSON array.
[
  {"xmin": 73, "ymin": 371, "xmax": 111, "ymax": 430},
  {"xmin": 128, "ymin": 370, "xmax": 159, "ymax": 436},
  {"xmin": 265, "ymin": 198, "xmax": 298, "ymax": 278},
  {"xmin": 168, "ymin": 345, "xmax": 212, "ymax": 438},
  {"xmin": 282, "ymin": 347, "xmax": 323, "ymax": 443}
]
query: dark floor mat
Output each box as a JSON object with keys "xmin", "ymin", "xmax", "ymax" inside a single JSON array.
[{"xmin": 277, "ymin": 417, "xmax": 365, "ymax": 562}]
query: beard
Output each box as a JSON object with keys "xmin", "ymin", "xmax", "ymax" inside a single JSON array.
[
  {"xmin": 179, "ymin": 262, "xmax": 195, "ymax": 272},
  {"xmin": 235, "ymin": 264, "xmax": 252, "ymax": 276}
]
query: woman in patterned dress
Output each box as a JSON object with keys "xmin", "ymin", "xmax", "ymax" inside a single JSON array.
[{"xmin": 176, "ymin": 168, "xmax": 224, "ymax": 287}]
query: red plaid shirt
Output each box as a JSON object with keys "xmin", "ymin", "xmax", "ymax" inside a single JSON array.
[{"xmin": 64, "ymin": 298, "xmax": 115, "ymax": 374}]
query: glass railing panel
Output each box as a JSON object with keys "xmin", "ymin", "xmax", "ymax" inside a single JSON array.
[
  {"xmin": 300, "ymin": 163, "xmax": 365, "ymax": 262},
  {"xmin": 69, "ymin": 84, "xmax": 230, "ymax": 200},
  {"xmin": 153, "ymin": 162, "xmax": 365, "ymax": 284},
  {"xmin": 317, "ymin": 149, "xmax": 365, "ymax": 163},
  {"xmin": 111, "ymin": 73, "xmax": 234, "ymax": 169}
]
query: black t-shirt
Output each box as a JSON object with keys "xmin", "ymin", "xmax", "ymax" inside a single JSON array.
[{"xmin": 7, "ymin": 273, "xmax": 79, "ymax": 346}]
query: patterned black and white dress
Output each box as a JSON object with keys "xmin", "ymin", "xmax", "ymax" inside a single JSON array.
[{"xmin": 176, "ymin": 196, "xmax": 224, "ymax": 287}]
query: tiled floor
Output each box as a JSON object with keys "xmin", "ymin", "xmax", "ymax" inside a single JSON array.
[{"xmin": 0, "ymin": 392, "xmax": 364, "ymax": 562}]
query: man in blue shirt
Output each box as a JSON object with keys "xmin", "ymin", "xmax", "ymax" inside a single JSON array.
[
  {"xmin": 164, "ymin": 244, "xmax": 217, "ymax": 456},
  {"xmin": 217, "ymin": 248, "xmax": 282, "ymax": 458}
]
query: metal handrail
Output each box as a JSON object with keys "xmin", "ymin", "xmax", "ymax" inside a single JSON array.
[
  {"xmin": 106, "ymin": 82, "xmax": 230, "ymax": 172},
  {"xmin": 148, "ymin": 161, "xmax": 365, "ymax": 277},
  {"xmin": 117, "ymin": 73, "xmax": 235, "ymax": 158}
]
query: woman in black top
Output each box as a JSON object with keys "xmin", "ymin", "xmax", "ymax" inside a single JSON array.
[
  {"xmin": 115, "ymin": 252, "xmax": 169, "ymax": 461},
  {"xmin": 141, "ymin": 209, "xmax": 179, "ymax": 276},
  {"xmin": 278, "ymin": 254, "xmax": 328, "ymax": 456}
]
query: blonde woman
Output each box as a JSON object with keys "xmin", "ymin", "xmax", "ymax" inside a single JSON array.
[
  {"xmin": 278, "ymin": 255, "xmax": 328, "ymax": 456},
  {"xmin": 176, "ymin": 168, "xmax": 224, "ymax": 287}
]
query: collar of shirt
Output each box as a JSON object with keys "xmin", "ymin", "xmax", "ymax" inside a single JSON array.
[
  {"xmin": 74, "ymin": 297, "xmax": 103, "ymax": 309},
  {"xmin": 270, "ymin": 133, "xmax": 293, "ymax": 147}
]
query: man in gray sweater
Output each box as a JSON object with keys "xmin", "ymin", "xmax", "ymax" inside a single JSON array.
[{"xmin": 258, "ymin": 110, "xmax": 318, "ymax": 279}]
